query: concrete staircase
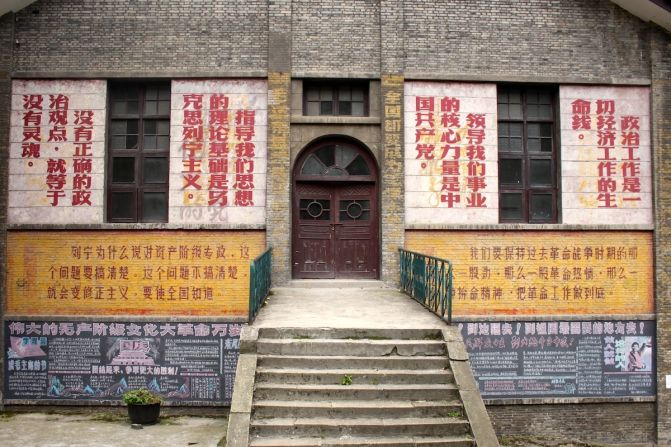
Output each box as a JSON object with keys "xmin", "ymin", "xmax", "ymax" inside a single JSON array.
[{"xmin": 227, "ymin": 327, "xmax": 499, "ymax": 447}]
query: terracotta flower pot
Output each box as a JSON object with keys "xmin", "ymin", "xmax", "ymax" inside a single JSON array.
[{"xmin": 127, "ymin": 403, "xmax": 161, "ymax": 425}]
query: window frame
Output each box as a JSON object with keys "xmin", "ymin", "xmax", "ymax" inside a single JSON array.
[
  {"xmin": 303, "ymin": 80, "xmax": 369, "ymax": 117},
  {"xmin": 106, "ymin": 82, "xmax": 171, "ymax": 223},
  {"xmin": 497, "ymin": 85, "xmax": 560, "ymax": 224}
]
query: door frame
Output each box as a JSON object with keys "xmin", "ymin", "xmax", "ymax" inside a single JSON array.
[{"xmin": 291, "ymin": 137, "xmax": 380, "ymax": 279}]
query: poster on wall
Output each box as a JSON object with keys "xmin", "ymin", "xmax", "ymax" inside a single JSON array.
[
  {"xmin": 9, "ymin": 80, "xmax": 107, "ymax": 224},
  {"xmin": 171, "ymin": 80, "xmax": 267, "ymax": 225},
  {"xmin": 560, "ymin": 86, "xmax": 652, "ymax": 225},
  {"xmin": 404, "ymin": 82, "xmax": 498, "ymax": 224},
  {"xmin": 6, "ymin": 231, "xmax": 265, "ymax": 318},
  {"xmin": 4, "ymin": 320, "xmax": 241, "ymax": 405},
  {"xmin": 459, "ymin": 320, "xmax": 655, "ymax": 399},
  {"xmin": 406, "ymin": 231, "xmax": 653, "ymax": 316}
]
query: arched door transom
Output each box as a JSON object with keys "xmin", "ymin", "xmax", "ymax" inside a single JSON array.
[{"xmin": 292, "ymin": 139, "xmax": 379, "ymax": 279}]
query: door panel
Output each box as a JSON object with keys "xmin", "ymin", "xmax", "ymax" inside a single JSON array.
[
  {"xmin": 293, "ymin": 182, "xmax": 378, "ymax": 279},
  {"xmin": 293, "ymin": 184, "xmax": 335, "ymax": 279},
  {"xmin": 334, "ymin": 184, "xmax": 378, "ymax": 278}
]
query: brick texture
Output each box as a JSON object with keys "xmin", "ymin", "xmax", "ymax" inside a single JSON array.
[
  {"xmin": 652, "ymin": 25, "xmax": 671, "ymax": 445},
  {"xmin": 404, "ymin": 0, "xmax": 650, "ymax": 82},
  {"xmin": 488, "ymin": 402, "xmax": 656, "ymax": 444},
  {"xmin": 0, "ymin": 12, "xmax": 13, "ymax": 408},
  {"xmin": 13, "ymin": 0, "xmax": 268, "ymax": 75},
  {"xmin": 291, "ymin": 0, "xmax": 380, "ymax": 76},
  {"xmin": 266, "ymin": 72, "xmax": 291, "ymax": 285}
]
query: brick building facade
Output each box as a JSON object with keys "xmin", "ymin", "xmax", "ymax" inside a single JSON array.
[{"xmin": 0, "ymin": 0, "xmax": 670, "ymax": 444}]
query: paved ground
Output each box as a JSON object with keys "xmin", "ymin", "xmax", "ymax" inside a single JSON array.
[
  {"xmin": 0, "ymin": 412, "xmax": 227, "ymax": 447},
  {"xmin": 253, "ymin": 283, "xmax": 449, "ymax": 329}
]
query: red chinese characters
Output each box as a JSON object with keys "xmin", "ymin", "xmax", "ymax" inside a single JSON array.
[
  {"xmin": 570, "ymin": 98, "xmax": 641, "ymax": 207},
  {"xmin": 181, "ymin": 93, "xmax": 256, "ymax": 208},
  {"xmin": 414, "ymin": 95, "xmax": 487, "ymax": 208},
  {"xmin": 73, "ymin": 109, "xmax": 94, "ymax": 206}
]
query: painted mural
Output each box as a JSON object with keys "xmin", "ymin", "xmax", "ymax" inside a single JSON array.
[
  {"xmin": 9, "ymin": 80, "xmax": 107, "ymax": 224},
  {"xmin": 405, "ymin": 231, "xmax": 653, "ymax": 316},
  {"xmin": 560, "ymin": 86, "xmax": 652, "ymax": 225},
  {"xmin": 404, "ymin": 82, "xmax": 498, "ymax": 224},
  {"xmin": 171, "ymin": 80, "xmax": 267, "ymax": 225},
  {"xmin": 6, "ymin": 231, "xmax": 265, "ymax": 318}
]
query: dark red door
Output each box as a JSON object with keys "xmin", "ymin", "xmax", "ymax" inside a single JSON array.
[{"xmin": 292, "ymin": 140, "xmax": 379, "ymax": 279}]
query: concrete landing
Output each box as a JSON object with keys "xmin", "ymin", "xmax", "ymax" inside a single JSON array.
[{"xmin": 252, "ymin": 285, "xmax": 448, "ymax": 329}]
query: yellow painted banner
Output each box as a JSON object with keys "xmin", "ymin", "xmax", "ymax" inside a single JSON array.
[
  {"xmin": 405, "ymin": 231, "xmax": 653, "ymax": 316},
  {"xmin": 7, "ymin": 231, "xmax": 266, "ymax": 318}
]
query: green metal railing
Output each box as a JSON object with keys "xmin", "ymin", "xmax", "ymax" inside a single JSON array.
[
  {"xmin": 399, "ymin": 248, "xmax": 454, "ymax": 324},
  {"xmin": 249, "ymin": 247, "xmax": 272, "ymax": 323}
]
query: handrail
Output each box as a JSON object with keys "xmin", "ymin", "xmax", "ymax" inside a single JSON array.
[
  {"xmin": 248, "ymin": 247, "xmax": 272, "ymax": 323},
  {"xmin": 398, "ymin": 248, "xmax": 453, "ymax": 324}
]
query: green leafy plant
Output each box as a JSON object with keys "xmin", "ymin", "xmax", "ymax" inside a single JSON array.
[
  {"xmin": 340, "ymin": 374, "xmax": 353, "ymax": 386},
  {"xmin": 446, "ymin": 410, "xmax": 462, "ymax": 418},
  {"xmin": 122, "ymin": 388, "xmax": 162, "ymax": 405}
]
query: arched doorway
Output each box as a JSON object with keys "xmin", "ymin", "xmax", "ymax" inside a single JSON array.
[{"xmin": 292, "ymin": 138, "xmax": 379, "ymax": 279}]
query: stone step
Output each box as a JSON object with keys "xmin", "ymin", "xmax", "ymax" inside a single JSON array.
[
  {"xmin": 252, "ymin": 399, "xmax": 464, "ymax": 419},
  {"xmin": 249, "ymin": 435, "xmax": 475, "ymax": 447},
  {"xmin": 253, "ymin": 383, "xmax": 460, "ymax": 401},
  {"xmin": 256, "ymin": 355, "xmax": 449, "ymax": 370},
  {"xmin": 258, "ymin": 327, "xmax": 444, "ymax": 341},
  {"xmin": 250, "ymin": 417, "xmax": 471, "ymax": 438},
  {"xmin": 256, "ymin": 339, "xmax": 446, "ymax": 356},
  {"xmin": 283, "ymin": 280, "xmax": 387, "ymax": 289},
  {"xmin": 256, "ymin": 368, "xmax": 454, "ymax": 385}
]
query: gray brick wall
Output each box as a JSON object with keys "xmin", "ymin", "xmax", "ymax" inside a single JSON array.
[
  {"xmin": 291, "ymin": 0, "xmax": 380, "ymax": 77},
  {"xmin": 489, "ymin": 402, "xmax": 656, "ymax": 444},
  {"xmin": 404, "ymin": 0, "xmax": 651, "ymax": 82},
  {"xmin": 652, "ymin": 24, "xmax": 671, "ymax": 444},
  {"xmin": 13, "ymin": 0, "xmax": 268, "ymax": 76}
]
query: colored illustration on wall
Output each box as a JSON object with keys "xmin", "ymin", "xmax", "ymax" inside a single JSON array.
[
  {"xmin": 560, "ymin": 86, "xmax": 652, "ymax": 225},
  {"xmin": 5, "ymin": 320, "xmax": 241, "ymax": 405},
  {"xmin": 406, "ymin": 231, "xmax": 653, "ymax": 316},
  {"xmin": 171, "ymin": 80, "xmax": 267, "ymax": 224},
  {"xmin": 404, "ymin": 82, "xmax": 498, "ymax": 224},
  {"xmin": 9, "ymin": 80, "xmax": 107, "ymax": 224},
  {"xmin": 6, "ymin": 231, "xmax": 265, "ymax": 318},
  {"xmin": 460, "ymin": 320, "xmax": 655, "ymax": 399}
]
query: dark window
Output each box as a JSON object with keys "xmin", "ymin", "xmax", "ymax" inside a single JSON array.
[
  {"xmin": 498, "ymin": 86, "xmax": 558, "ymax": 223},
  {"xmin": 107, "ymin": 83, "xmax": 170, "ymax": 222},
  {"xmin": 304, "ymin": 81, "xmax": 368, "ymax": 117}
]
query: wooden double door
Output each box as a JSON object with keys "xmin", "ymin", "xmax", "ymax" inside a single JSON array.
[{"xmin": 293, "ymin": 182, "xmax": 379, "ymax": 279}]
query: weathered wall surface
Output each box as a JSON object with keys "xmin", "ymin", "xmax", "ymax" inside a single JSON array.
[
  {"xmin": 291, "ymin": 0, "xmax": 381, "ymax": 77},
  {"xmin": 404, "ymin": 0, "xmax": 651, "ymax": 83},
  {"xmin": 651, "ymin": 24, "xmax": 671, "ymax": 445},
  {"xmin": 488, "ymin": 402, "xmax": 656, "ymax": 444},
  {"xmin": 12, "ymin": 0, "xmax": 268, "ymax": 76}
]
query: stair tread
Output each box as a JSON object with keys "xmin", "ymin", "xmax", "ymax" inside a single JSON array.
[
  {"xmin": 257, "ymin": 368, "xmax": 451, "ymax": 375},
  {"xmin": 258, "ymin": 339, "xmax": 445, "ymax": 344},
  {"xmin": 253, "ymin": 399, "xmax": 462, "ymax": 409},
  {"xmin": 257, "ymin": 354, "xmax": 448, "ymax": 361},
  {"xmin": 249, "ymin": 435, "xmax": 474, "ymax": 446},
  {"xmin": 256, "ymin": 383, "xmax": 457, "ymax": 390},
  {"xmin": 251, "ymin": 417, "xmax": 468, "ymax": 426}
]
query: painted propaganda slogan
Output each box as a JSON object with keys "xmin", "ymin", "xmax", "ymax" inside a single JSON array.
[
  {"xmin": 171, "ymin": 80, "xmax": 267, "ymax": 225},
  {"xmin": 5, "ymin": 320, "xmax": 241, "ymax": 405},
  {"xmin": 6, "ymin": 231, "xmax": 265, "ymax": 318},
  {"xmin": 560, "ymin": 86, "xmax": 652, "ymax": 225},
  {"xmin": 404, "ymin": 82, "xmax": 498, "ymax": 224},
  {"xmin": 9, "ymin": 80, "xmax": 106, "ymax": 224},
  {"xmin": 460, "ymin": 320, "xmax": 655, "ymax": 399},
  {"xmin": 405, "ymin": 231, "xmax": 653, "ymax": 316}
]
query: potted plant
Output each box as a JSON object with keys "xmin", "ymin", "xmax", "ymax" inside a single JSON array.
[{"xmin": 122, "ymin": 388, "xmax": 162, "ymax": 425}]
